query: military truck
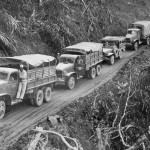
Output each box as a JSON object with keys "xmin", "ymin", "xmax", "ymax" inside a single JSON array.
[
  {"xmin": 125, "ymin": 21, "xmax": 150, "ymax": 50},
  {"xmin": 56, "ymin": 42, "xmax": 104, "ymax": 90},
  {"xmin": 100, "ymin": 36, "xmax": 125, "ymax": 65},
  {"xmin": 0, "ymin": 54, "xmax": 57, "ymax": 119}
]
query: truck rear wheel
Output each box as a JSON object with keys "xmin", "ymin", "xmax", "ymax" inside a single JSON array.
[
  {"xmin": 0, "ymin": 100, "xmax": 5, "ymax": 119},
  {"xmin": 34, "ymin": 89, "xmax": 44, "ymax": 106},
  {"xmin": 67, "ymin": 76, "xmax": 75, "ymax": 90},
  {"xmin": 96, "ymin": 64, "xmax": 101, "ymax": 76},
  {"xmin": 89, "ymin": 67, "xmax": 96, "ymax": 79},
  {"xmin": 134, "ymin": 42, "xmax": 138, "ymax": 51},
  {"xmin": 109, "ymin": 55, "xmax": 115, "ymax": 65},
  {"xmin": 44, "ymin": 87, "xmax": 52, "ymax": 103},
  {"xmin": 146, "ymin": 37, "xmax": 150, "ymax": 45}
]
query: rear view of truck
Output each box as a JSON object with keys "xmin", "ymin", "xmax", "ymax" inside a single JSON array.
[{"xmin": 125, "ymin": 21, "xmax": 150, "ymax": 50}]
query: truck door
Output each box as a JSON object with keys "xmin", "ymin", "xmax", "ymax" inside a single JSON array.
[
  {"xmin": 75, "ymin": 56, "xmax": 85, "ymax": 76},
  {"xmin": 137, "ymin": 31, "xmax": 141, "ymax": 41},
  {"xmin": 9, "ymin": 72, "xmax": 19, "ymax": 99}
]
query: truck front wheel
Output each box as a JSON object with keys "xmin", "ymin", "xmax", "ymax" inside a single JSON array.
[
  {"xmin": 34, "ymin": 89, "xmax": 44, "ymax": 106},
  {"xmin": 0, "ymin": 100, "xmax": 5, "ymax": 119},
  {"xmin": 109, "ymin": 55, "xmax": 115, "ymax": 65},
  {"xmin": 44, "ymin": 87, "xmax": 52, "ymax": 103},
  {"xmin": 146, "ymin": 37, "xmax": 150, "ymax": 45},
  {"xmin": 89, "ymin": 67, "xmax": 96, "ymax": 79},
  {"xmin": 67, "ymin": 76, "xmax": 75, "ymax": 90},
  {"xmin": 133, "ymin": 42, "xmax": 138, "ymax": 51},
  {"xmin": 96, "ymin": 64, "xmax": 101, "ymax": 76}
]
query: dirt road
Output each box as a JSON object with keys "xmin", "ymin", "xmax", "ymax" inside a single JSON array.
[{"xmin": 0, "ymin": 49, "xmax": 142, "ymax": 149}]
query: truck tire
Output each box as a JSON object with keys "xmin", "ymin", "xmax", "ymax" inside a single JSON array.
[
  {"xmin": 0, "ymin": 100, "xmax": 6, "ymax": 119},
  {"xmin": 109, "ymin": 55, "xmax": 115, "ymax": 65},
  {"xmin": 89, "ymin": 67, "xmax": 96, "ymax": 79},
  {"xmin": 44, "ymin": 87, "xmax": 52, "ymax": 103},
  {"xmin": 118, "ymin": 50, "xmax": 123, "ymax": 59},
  {"xmin": 133, "ymin": 42, "xmax": 138, "ymax": 51},
  {"xmin": 146, "ymin": 37, "xmax": 150, "ymax": 45},
  {"xmin": 34, "ymin": 89, "xmax": 44, "ymax": 106},
  {"xmin": 96, "ymin": 64, "xmax": 101, "ymax": 76},
  {"xmin": 66, "ymin": 76, "xmax": 75, "ymax": 90}
]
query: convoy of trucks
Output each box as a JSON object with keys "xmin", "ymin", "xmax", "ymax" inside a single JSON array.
[{"xmin": 0, "ymin": 20, "xmax": 150, "ymax": 119}]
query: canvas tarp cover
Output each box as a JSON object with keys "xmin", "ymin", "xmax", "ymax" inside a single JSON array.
[
  {"xmin": 101, "ymin": 36, "xmax": 125, "ymax": 42},
  {"xmin": 131, "ymin": 21, "xmax": 150, "ymax": 37},
  {"xmin": 64, "ymin": 42, "xmax": 103, "ymax": 54},
  {"xmin": 0, "ymin": 54, "xmax": 56, "ymax": 67}
]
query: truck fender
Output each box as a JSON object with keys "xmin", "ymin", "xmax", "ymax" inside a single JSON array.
[
  {"xmin": 106, "ymin": 52, "xmax": 114, "ymax": 57},
  {"xmin": 133, "ymin": 39, "xmax": 139, "ymax": 44},
  {"xmin": 0, "ymin": 93, "xmax": 11, "ymax": 106},
  {"xmin": 66, "ymin": 72, "xmax": 77, "ymax": 79}
]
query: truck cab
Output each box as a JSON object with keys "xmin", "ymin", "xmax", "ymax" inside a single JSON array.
[
  {"xmin": 125, "ymin": 28, "xmax": 141, "ymax": 50},
  {"xmin": 0, "ymin": 67, "xmax": 19, "ymax": 119},
  {"xmin": 56, "ymin": 54, "xmax": 85, "ymax": 90}
]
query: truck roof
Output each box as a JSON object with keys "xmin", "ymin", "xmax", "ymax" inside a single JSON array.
[
  {"xmin": 0, "ymin": 54, "xmax": 56, "ymax": 67},
  {"xmin": 0, "ymin": 67, "xmax": 18, "ymax": 73},
  {"xmin": 101, "ymin": 36, "xmax": 125, "ymax": 41},
  {"xmin": 130, "ymin": 21, "xmax": 150, "ymax": 37},
  {"xmin": 60, "ymin": 54, "xmax": 79, "ymax": 59},
  {"xmin": 65, "ymin": 42, "xmax": 103, "ymax": 54},
  {"xmin": 128, "ymin": 28, "xmax": 140, "ymax": 31},
  {"xmin": 133, "ymin": 21, "xmax": 150, "ymax": 26}
]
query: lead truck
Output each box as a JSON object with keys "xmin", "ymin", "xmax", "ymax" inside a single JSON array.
[
  {"xmin": 125, "ymin": 21, "xmax": 150, "ymax": 50},
  {"xmin": 0, "ymin": 54, "xmax": 57, "ymax": 119}
]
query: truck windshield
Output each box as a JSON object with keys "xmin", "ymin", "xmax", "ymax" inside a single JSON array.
[
  {"xmin": 59, "ymin": 57, "xmax": 74, "ymax": 64},
  {"xmin": 128, "ymin": 30, "xmax": 137, "ymax": 35},
  {"xmin": 0, "ymin": 72, "xmax": 8, "ymax": 80}
]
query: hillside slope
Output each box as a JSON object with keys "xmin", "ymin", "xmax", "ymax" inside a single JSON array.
[{"xmin": 0, "ymin": 0, "xmax": 150, "ymax": 56}]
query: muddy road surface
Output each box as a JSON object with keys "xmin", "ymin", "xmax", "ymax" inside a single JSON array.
[{"xmin": 0, "ymin": 49, "xmax": 143, "ymax": 149}]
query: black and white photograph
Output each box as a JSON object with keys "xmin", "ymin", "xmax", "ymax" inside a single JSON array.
[{"xmin": 1, "ymin": 0, "xmax": 150, "ymax": 150}]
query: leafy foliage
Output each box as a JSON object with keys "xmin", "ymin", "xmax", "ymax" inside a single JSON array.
[{"xmin": 0, "ymin": 0, "xmax": 150, "ymax": 55}]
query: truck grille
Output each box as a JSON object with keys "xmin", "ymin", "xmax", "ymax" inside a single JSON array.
[
  {"xmin": 56, "ymin": 70, "xmax": 62, "ymax": 78},
  {"xmin": 126, "ymin": 38, "xmax": 131, "ymax": 43}
]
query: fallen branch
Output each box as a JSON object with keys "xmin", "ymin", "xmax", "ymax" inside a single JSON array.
[
  {"xmin": 30, "ymin": 127, "xmax": 83, "ymax": 150},
  {"xmin": 28, "ymin": 130, "xmax": 42, "ymax": 150}
]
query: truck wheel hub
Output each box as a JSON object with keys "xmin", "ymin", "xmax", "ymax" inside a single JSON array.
[
  {"xmin": 0, "ymin": 101, "xmax": 5, "ymax": 119},
  {"xmin": 70, "ymin": 78, "xmax": 75, "ymax": 87}
]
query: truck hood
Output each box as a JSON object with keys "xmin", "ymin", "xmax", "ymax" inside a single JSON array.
[
  {"xmin": 0, "ymin": 80, "xmax": 7, "ymax": 85},
  {"xmin": 103, "ymin": 48, "xmax": 113, "ymax": 54},
  {"xmin": 56, "ymin": 63, "xmax": 74, "ymax": 72},
  {"xmin": 126, "ymin": 34, "xmax": 135, "ymax": 39}
]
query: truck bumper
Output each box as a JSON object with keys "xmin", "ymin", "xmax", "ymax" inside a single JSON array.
[
  {"xmin": 57, "ymin": 76, "xmax": 67, "ymax": 84},
  {"xmin": 125, "ymin": 43, "xmax": 133, "ymax": 47}
]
